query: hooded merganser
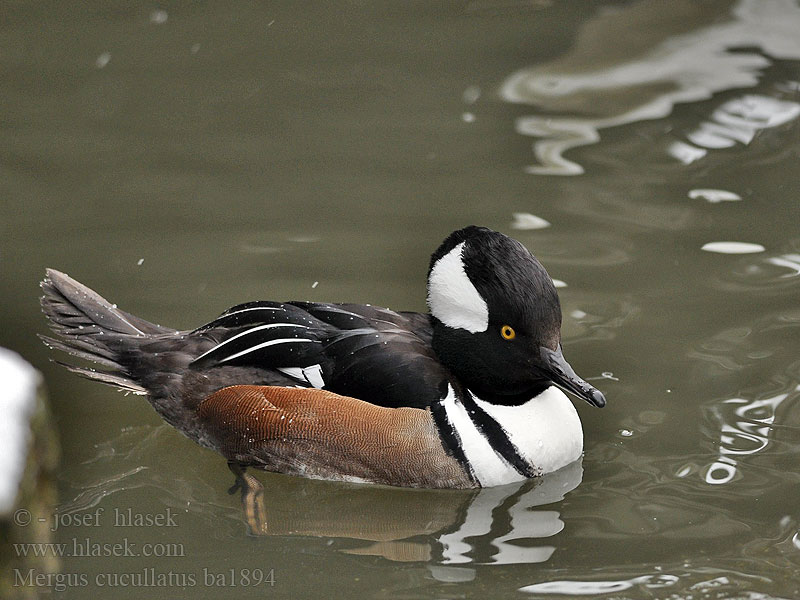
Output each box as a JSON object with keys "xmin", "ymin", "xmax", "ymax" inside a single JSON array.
[{"xmin": 40, "ymin": 226, "xmax": 605, "ymax": 492}]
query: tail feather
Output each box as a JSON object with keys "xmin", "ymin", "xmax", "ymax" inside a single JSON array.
[
  {"xmin": 58, "ymin": 362, "xmax": 147, "ymax": 395},
  {"xmin": 41, "ymin": 268, "xmax": 169, "ymax": 337},
  {"xmin": 39, "ymin": 334, "xmax": 118, "ymax": 368},
  {"xmin": 40, "ymin": 269, "xmax": 173, "ymax": 394}
]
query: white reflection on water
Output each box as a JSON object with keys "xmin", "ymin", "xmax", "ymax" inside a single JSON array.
[
  {"xmin": 510, "ymin": 212, "xmax": 551, "ymax": 230},
  {"xmin": 520, "ymin": 568, "xmax": 797, "ymax": 599},
  {"xmin": 462, "ymin": 85, "xmax": 481, "ymax": 105},
  {"xmin": 95, "ymin": 52, "xmax": 111, "ymax": 69},
  {"xmin": 767, "ymin": 254, "xmax": 800, "ymax": 278},
  {"xmin": 437, "ymin": 459, "xmax": 582, "ymax": 565},
  {"xmin": 688, "ymin": 189, "xmax": 742, "ymax": 203},
  {"xmin": 703, "ymin": 385, "xmax": 800, "ymax": 485},
  {"xmin": 520, "ymin": 573, "xmax": 679, "ymax": 595},
  {"xmin": 669, "ymin": 95, "xmax": 800, "ymax": 164},
  {"xmin": 712, "ymin": 246, "xmax": 800, "ymax": 292},
  {"xmin": 702, "ymin": 241, "xmax": 766, "ymax": 254},
  {"xmin": 149, "ymin": 9, "xmax": 168, "ymax": 24},
  {"xmin": 500, "ymin": 0, "xmax": 800, "ymax": 174}
]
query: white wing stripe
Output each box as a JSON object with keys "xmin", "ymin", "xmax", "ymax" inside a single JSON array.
[
  {"xmin": 219, "ymin": 338, "xmax": 318, "ymax": 363},
  {"xmin": 194, "ymin": 322, "xmax": 308, "ymax": 362},
  {"xmin": 219, "ymin": 306, "xmax": 282, "ymax": 318}
]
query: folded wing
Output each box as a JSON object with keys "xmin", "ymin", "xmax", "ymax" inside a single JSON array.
[{"xmin": 190, "ymin": 301, "xmax": 447, "ymax": 409}]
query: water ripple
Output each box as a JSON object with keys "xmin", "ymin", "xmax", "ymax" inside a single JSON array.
[
  {"xmin": 670, "ymin": 94, "xmax": 800, "ymax": 165},
  {"xmin": 521, "ymin": 573, "xmax": 679, "ymax": 595},
  {"xmin": 520, "ymin": 566, "xmax": 795, "ymax": 599},
  {"xmin": 500, "ymin": 0, "xmax": 800, "ymax": 175},
  {"xmin": 701, "ymin": 386, "xmax": 800, "ymax": 485},
  {"xmin": 711, "ymin": 239, "xmax": 800, "ymax": 292},
  {"xmin": 560, "ymin": 294, "xmax": 639, "ymax": 344}
]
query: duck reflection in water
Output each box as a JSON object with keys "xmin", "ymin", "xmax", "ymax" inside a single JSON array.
[
  {"xmin": 236, "ymin": 458, "xmax": 583, "ymax": 566},
  {"xmin": 60, "ymin": 425, "xmax": 583, "ymax": 567}
]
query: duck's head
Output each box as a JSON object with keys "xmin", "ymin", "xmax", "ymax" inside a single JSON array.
[{"xmin": 427, "ymin": 226, "xmax": 606, "ymax": 408}]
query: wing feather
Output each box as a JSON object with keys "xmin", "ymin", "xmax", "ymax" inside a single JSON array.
[{"xmin": 190, "ymin": 302, "xmax": 444, "ymax": 409}]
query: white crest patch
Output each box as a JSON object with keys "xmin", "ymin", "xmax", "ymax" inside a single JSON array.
[{"xmin": 427, "ymin": 242, "xmax": 489, "ymax": 332}]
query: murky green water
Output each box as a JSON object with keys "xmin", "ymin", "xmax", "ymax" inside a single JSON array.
[{"xmin": 3, "ymin": 1, "xmax": 800, "ymax": 598}]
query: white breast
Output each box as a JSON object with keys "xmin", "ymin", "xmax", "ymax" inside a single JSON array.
[
  {"xmin": 472, "ymin": 387, "xmax": 583, "ymax": 476},
  {"xmin": 441, "ymin": 385, "xmax": 523, "ymax": 486},
  {"xmin": 442, "ymin": 385, "xmax": 583, "ymax": 486}
]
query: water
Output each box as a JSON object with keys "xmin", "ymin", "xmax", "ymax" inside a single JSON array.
[{"xmin": 3, "ymin": 1, "xmax": 800, "ymax": 598}]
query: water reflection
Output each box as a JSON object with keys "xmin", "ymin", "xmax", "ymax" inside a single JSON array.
[
  {"xmin": 688, "ymin": 306, "xmax": 800, "ymax": 487},
  {"xmin": 700, "ymin": 386, "xmax": 800, "ymax": 485},
  {"xmin": 521, "ymin": 573, "xmax": 679, "ymax": 595},
  {"xmin": 690, "ymin": 311, "xmax": 800, "ymax": 376},
  {"xmin": 519, "ymin": 567, "xmax": 794, "ymax": 598},
  {"xmin": 510, "ymin": 212, "xmax": 551, "ymax": 230},
  {"xmin": 559, "ymin": 294, "xmax": 639, "ymax": 344},
  {"xmin": 688, "ymin": 189, "xmax": 742, "ymax": 203},
  {"xmin": 58, "ymin": 426, "xmax": 221, "ymax": 521},
  {"xmin": 713, "ymin": 240, "xmax": 800, "ymax": 292},
  {"xmin": 767, "ymin": 254, "xmax": 800, "ymax": 278},
  {"xmin": 669, "ymin": 94, "xmax": 800, "ymax": 165},
  {"xmin": 701, "ymin": 241, "xmax": 766, "ymax": 254},
  {"xmin": 437, "ymin": 462, "xmax": 580, "ymax": 566},
  {"xmin": 228, "ymin": 459, "xmax": 582, "ymax": 567},
  {"xmin": 500, "ymin": 0, "xmax": 800, "ymax": 174},
  {"xmin": 59, "ymin": 424, "xmax": 584, "ymax": 566}
]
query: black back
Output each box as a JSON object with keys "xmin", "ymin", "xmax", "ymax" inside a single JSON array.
[{"xmin": 190, "ymin": 301, "xmax": 448, "ymax": 409}]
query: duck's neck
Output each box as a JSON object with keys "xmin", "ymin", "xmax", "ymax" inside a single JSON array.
[{"xmin": 465, "ymin": 382, "xmax": 551, "ymax": 406}]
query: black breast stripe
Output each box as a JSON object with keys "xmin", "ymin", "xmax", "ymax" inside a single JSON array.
[
  {"xmin": 459, "ymin": 390, "xmax": 539, "ymax": 479},
  {"xmin": 430, "ymin": 400, "xmax": 476, "ymax": 485}
]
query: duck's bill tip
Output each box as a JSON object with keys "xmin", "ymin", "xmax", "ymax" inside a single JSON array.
[
  {"xmin": 539, "ymin": 346, "xmax": 607, "ymax": 408},
  {"xmin": 587, "ymin": 389, "xmax": 606, "ymax": 408},
  {"xmin": 557, "ymin": 378, "xmax": 606, "ymax": 408}
]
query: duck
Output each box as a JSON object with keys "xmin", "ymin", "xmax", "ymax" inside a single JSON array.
[{"xmin": 40, "ymin": 225, "xmax": 605, "ymax": 496}]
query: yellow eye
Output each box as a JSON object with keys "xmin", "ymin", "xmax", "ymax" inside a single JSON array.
[{"xmin": 500, "ymin": 325, "xmax": 516, "ymax": 340}]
